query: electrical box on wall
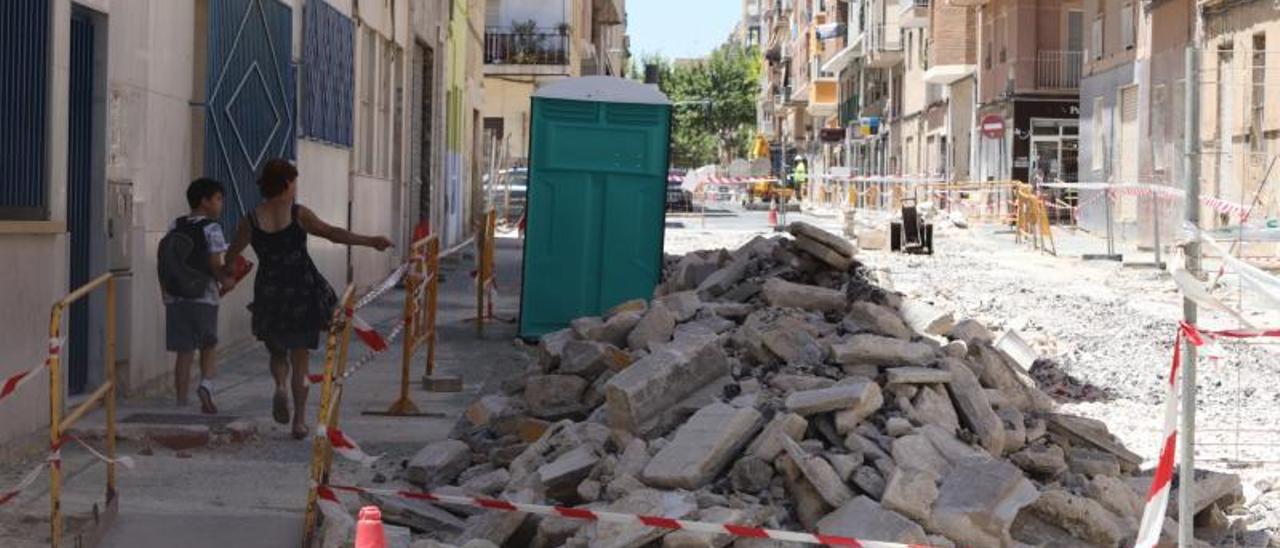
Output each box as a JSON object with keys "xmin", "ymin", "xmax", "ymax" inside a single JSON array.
[{"xmin": 107, "ymin": 180, "xmax": 133, "ymax": 272}]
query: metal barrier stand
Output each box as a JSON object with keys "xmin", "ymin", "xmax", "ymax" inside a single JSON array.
[
  {"xmin": 475, "ymin": 208, "xmax": 497, "ymax": 335},
  {"xmin": 48, "ymin": 272, "xmax": 118, "ymax": 548},
  {"xmin": 302, "ymin": 285, "xmax": 358, "ymax": 547},
  {"xmin": 370, "ymin": 236, "xmax": 441, "ymax": 416}
]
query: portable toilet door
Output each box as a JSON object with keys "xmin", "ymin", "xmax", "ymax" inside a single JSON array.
[{"xmin": 518, "ymin": 77, "xmax": 673, "ymax": 339}]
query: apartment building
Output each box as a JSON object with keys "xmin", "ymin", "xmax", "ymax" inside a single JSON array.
[
  {"xmin": 0, "ymin": 0, "xmax": 485, "ymax": 448},
  {"xmin": 759, "ymin": 0, "xmax": 842, "ymax": 179},
  {"xmin": 480, "ymin": 0, "xmax": 628, "ymax": 166},
  {"xmin": 734, "ymin": 0, "xmax": 765, "ymax": 48}
]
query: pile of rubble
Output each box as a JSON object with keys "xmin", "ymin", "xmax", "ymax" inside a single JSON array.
[{"xmin": 367, "ymin": 222, "xmax": 1249, "ymax": 547}]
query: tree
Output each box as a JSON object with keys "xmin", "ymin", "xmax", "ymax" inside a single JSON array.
[{"xmin": 633, "ymin": 43, "xmax": 761, "ymax": 167}]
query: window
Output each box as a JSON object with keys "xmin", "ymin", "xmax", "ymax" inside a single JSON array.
[
  {"xmin": 357, "ymin": 27, "xmax": 404, "ymax": 179},
  {"xmin": 360, "ymin": 28, "xmax": 376, "ymax": 173},
  {"xmin": 1120, "ymin": 3, "xmax": 1135, "ymax": 51},
  {"xmin": 1091, "ymin": 17, "xmax": 1103, "ymax": 60},
  {"xmin": 0, "ymin": 0, "xmax": 50, "ymax": 220},
  {"xmin": 1253, "ymin": 32, "xmax": 1266, "ymax": 151},
  {"xmin": 302, "ymin": 1, "xmax": 354, "ymax": 147},
  {"xmin": 1092, "ymin": 97, "xmax": 1104, "ymax": 170}
]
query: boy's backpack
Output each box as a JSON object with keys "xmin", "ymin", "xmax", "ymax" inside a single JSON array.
[{"xmin": 157, "ymin": 217, "xmax": 216, "ymax": 299}]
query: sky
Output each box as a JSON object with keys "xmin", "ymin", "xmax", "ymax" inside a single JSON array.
[{"xmin": 627, "ymin": 0, "xmax": 742, "ymax": 61}]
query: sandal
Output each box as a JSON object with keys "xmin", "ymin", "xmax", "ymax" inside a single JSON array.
[
  {"xmin": 197, "ymin": 385, "xmax": 218, "ymax": 415},
  {"xmin": 272, "ymin": 391, "xmax": 289, "ymax": 425}
]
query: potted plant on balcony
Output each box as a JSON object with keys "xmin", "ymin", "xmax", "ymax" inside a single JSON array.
[
  {"xmin": 511, "ymin": 19, "xmax": 541, "ymax": 64},
  {"xmin": 556, "ymin": 22, "xmax": 571, "ymax": 36}
]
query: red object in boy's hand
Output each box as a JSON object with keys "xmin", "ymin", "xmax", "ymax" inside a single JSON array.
[{"xmin": 231, "ymin": 256, "xmax": 254, "ymax": 282}]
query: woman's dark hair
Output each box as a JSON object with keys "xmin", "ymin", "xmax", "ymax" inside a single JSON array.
[{"xmin": 258, "ymin": 158, "xmax": 298, "ymax": 198}]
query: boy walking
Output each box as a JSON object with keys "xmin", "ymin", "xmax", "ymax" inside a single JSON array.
[{"xmin": 158, "ymin": 178, "xmax": 236, "ymax": 414}]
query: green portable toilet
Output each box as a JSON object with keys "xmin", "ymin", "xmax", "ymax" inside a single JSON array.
[{"xmin": 518, "ymin": 76, "xmax": 673, "ymax": 339}]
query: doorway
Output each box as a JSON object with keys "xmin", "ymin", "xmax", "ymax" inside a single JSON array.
[
  {"xmin": 1029, "ymin": 118, "xmax": 1080, "ymax": 221},
  {"xmin": 67, "ymin": 8, "xmax": 106, "ymax": 394},
  {"xmin": 413, "ymin": 42, "xmax": 435, "ymax": 234}
]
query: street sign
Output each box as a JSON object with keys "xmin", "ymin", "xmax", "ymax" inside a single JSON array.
[{"xmin": 981, "ymin": 114, "xmax": 1005, "ymax": 139}]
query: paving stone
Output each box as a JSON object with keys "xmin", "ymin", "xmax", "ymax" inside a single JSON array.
[
  {"xmin": 767, "ymin": 374, "xmax": 834, "ymax": 393},
  {"xmin": 782, "ymin": 437, "xmax": 854, "ymax": 507},
  {"xmin": 826, "ymin": 452, "xmax": 863, "ymax": 481},
  {"xmin": 571, "ymin": 316, "xmax": 606, "ymax": 340},
  {"xmin": 560, "ymin": 340, "xmax": 628, "ymax": 378},
  {"xmin": 928, "ymin": 458, "xmax": 1039, "ymax": 547},
  {"xmin": 899, "ymin": 299, "xmax": 955, "ymax": 336},
  {"xmin": 605, "ymin": 333, "xmax": 730, "ymax": 435},
  {"xmin": 464, "ymin": 394, "xmax": 524, "ymax": 428},
  {"xmin": 785, "ymin": 378, "xmax": 882, "ymax": 417},
  {"xmin": 1086, "ymin": 474, "xmax": 1143, "ymax": 518},
  {"xmin": 697, "ymin": 256, "xmax": 751, "ymax": 298},
  {"xmin": 892, "ymin": 433, "xmax": 950, "ymax": 478},
  {"xmin": 760, "ymin": 278, "xmax": 847, "ymax": 313},
  {"xmin": 816, "ymin": 496, "xmax": 929, "ymax": 545},
  {"xmin": 885, "ymin": 366, "xmax": 953, "ymax": 385},
  {"xmin": 454, "ymin": 489, "xmax": 536, "ymax": 546},
  {"xmin": 1067, "ymin": 447, "xmax": 1122, "ymax": 477},
  {"xmin": 788, "ymin": 221, "xmax": 856, "ymax": 257},
  {"xmin": 942, "ymin": 340, "xmax": 969, "ymax": 358},
  {"xmin": 628, "ymin": 302, "xmax": 677, "ymax": 351},
  {"xmin": 1010, "ymin": 443, "xmax": 1067, "ymax": 477},
  {"xmin": 408, "ymin": 439, "xmax": 471, "ymax": 488},
  {"xmin": 459, "ymin": 466, "xmax": 511, "ymax": 495},
  {"xmin": 591, "ymin": 488, "xmax": 697, "ymax": 548},
  {"xmin": 843, "ymin": 301, "xmax": 913, "ymax": 340},
  {"xmin": 759, "ymin": 326, "xmax": 825, "ymax": 365},
  {"xmin": 642, "ymin": 402, "xmax": 763, "ymax": 489},
  {"xmin": 907, "ymin": 385, "xmax": 961, "ymax": 434},
  {"xmin": 938, "ymin": 358, "xmax": 1006, "ymax": 457},
  {"xmin": 832, "ymin": 334, "xmax": 935, "ymax": 367},
  {"xmin": 599, "ymin": 310, "xmax": 644, "ymax": 348},
  {"xmin": 851, "ymin": 465, "xmax": 886, "ymax": 500},
  {"xmin": 1027, "ymin": 489, "xmax": 1126, "ymax": 547},
  {"xmin": 882, "ymin": 467, "xmax": 940, "ymax": 523},
  {"xmin": 524, "ymin": 374, "xmax": 590, "ymax": 419},
  {"xmin": 778, "ymin": 455, "xmax": 832, "ymax": 530},
  {"xmin": 537, "ymin": 445, "xmax": 600, "ymax": 498},
  {"xmin": 792, "ymin": 234, "xmax": 854, "ymax": 271},
  {"xmin": 746, "ymin": 412, "xmax": 808, "ymax": 461},
  {"xmin": 1046, "ymin": 413, "xmax": 1142, "ymax": 469},
  {"xmin": 655, "ymin": 290, "xmax": 702, "ymax": 322},
  {"xmin": 359, "ymin": 490, "xmax": 466, "ymax": 534},
  {"xmin": 673, "ymin": 252, "xmax": 723, "ymax": 292}
]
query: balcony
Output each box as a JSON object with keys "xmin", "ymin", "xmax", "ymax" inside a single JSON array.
[
  {"xmin": 865, "ymin": 24, "xmax": 903, "ymax": 68},
  {"xmin": 898, "ymin": 0, "xmax": 929, "ymax": 28},
  {"xmin": 1035, "ymin": 50, "xmax": 1082, "ymax": 90},
  {"xmin": 807, "ymin": 78, "xmax": 839, "ymax": 116},
  {"xmin": 484, "ymin": 28, "xmax": 570, "ymax": 71},
  {"xmin": 839, "ymin": 95, "xmax": 860, "ymax": 126}
]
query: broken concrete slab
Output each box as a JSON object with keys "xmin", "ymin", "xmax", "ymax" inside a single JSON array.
[
  {"xmin": 407, "ymin": 439, "xmax": 472, "ymax": 488},
  {"xmin": 453, "ymin": 489, "xmax": 536, "ymax": 546},
  {"xmin": 816, "ymin": 496, "xmax": 929, "ymax": 545},
  {"xmin": 1067, "ymin": 447, "xmax": 1122, "ymax": 478},
  {"xmin": 608, "ymin": 298, "xmax": 649, "ymax": 317},
  {"xmin": 599, "ymin": 311, "xmax": 644, "ymax": 348},
  {"xmin": 907, "ymin": 385, "xmax": 961, "ymax": 434},
  {"xmin": 785, "ymin": 378, "xmax": 882, "ymax": 419},
  {"xmin": 826, "ymin": 452, "xmax": 863, "ymax": 481},
  {"xmin": 359, "ymin": 490, "xmax": 467, "ymax": 535},
  {"xmin": 590, "ymin": 488, "xmax": 697, "ymax": 548},
  {"xmin": 746, "ymin": 412, "xmax": 808, "ymax": 461},
  {"xmin": 760, "ymin": 278, "xmax": 847, "ymax": 313},
  {"xmin": 928, "ymin": 458, "xmax": 1039, "ymax": 547},
  {"xmin": 778, "ymin": 455, "xmax": 832, "ymax": 530},
  {"xmin": 788, "ymin": 221, "xmax": 856, "ymax": 258},
  {"xmin": 1010, "ymin": 443, "xmax": 1067, "ymax": 477},
  {"xmin": 892, "ymin": 434, "xmax": 950, "ymax": 478},
  {"xmin": 971, "ymin": 343, "xmax": 1052, "ymax": 412},
  {"xmin": 538, "ymin": 328, "xmax": 578, "ymax": 368},
  {"xmin": 885, "ymin": 417, "xmax": 913, "ymax": 437},
  {"xmin": 886, "ymin": 366, "xmax": 953, "ymax": 385},
  {"xmin": 697, "ymin": 257, "xmax": 751, "ymax": 298},
  {"xmin": 851, "ymin": 465, "xmax": 887, "ymax": 500},
  {"xmin": 661, "ymin": 506, "xmax": 762, "ymax": 548},
  {"xmin": 899, "ymin": 299, "xmax": 955, "ymax": 337},
  {"xmin": 1046, "ymin": 414, "xmax": 1142, "ymax": 469},
  {"xmin": 641, "ymin": 402, "xmax": 762, "ymax": 489},
  {"xmin": 672, "ymin": 252, "xmax": 723, "ymax": 292},
  {"xmin": 760, "ymin": 325, "xmax": 825, "ymax": 365},
  {"xmin": 832, "ymin": 334, "xmax": 935, "ymax": 367},
  {"xmin": 782, "ymin": 437, "xmax": 854, "ymax": 507},
  {"xmin": 792, "ymin": 234, "xmax": 854, "ymax": 271},
  {"xmin": 1087, "ymin": 474, "xmax": 1143, "ymax": 518},
  {"xmin": 605, "ymin": 333, "xmax": 730, "ymax": 435},
  {"xmin": 464, "ymin": 394, "xmax": 525, "ymax": 429},
  {"xmin": 538, "ymin": 445, "xmax": 600, "ymax": 499},
  {"xmin": 882, "ymin": 467, "xmax": 940, "ymax": 523},
  {"xmin": 729, "ymin": 456, "xmax": 774, "ymax": 493},
  {"xmin": 655, "ymin": 290, "xmax": 702, "ymax": 322},
  {"xmin": 938, "ymin": 358, "xmax": 1006, "ymax": 457},
  {"xmin": 1027, "ymin": 489, "xmax": 1126, "ymax": 547},
  {"xmin": 628, "ymin": 302, "xmax": 677, "ymax": 351},
  {"xmin": 559, "ymin": 340, "xmax": 627, "ymax": 379},
  {"xmin": 844, "ymin": 301, "xmax": 913, "ymax": 340},
  {"xmin": 524, "ymin": 374, "xmax": 590, "ymax": 419},
  {"xmin": 947, "ymin": 319, "xmax": 995, "ymax": 345}
]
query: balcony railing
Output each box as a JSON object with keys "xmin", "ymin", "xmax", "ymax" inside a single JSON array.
[
  {"xmin": 898, "ymin": 0, "xmax": 929, "ymax": 10},
  {"xmin": 1036, "ymin": 50, "xmax": 1082, "ymax": 90},
  {"xmin": 840, "ymin": 95, "xmax": 859, "ymax": 126},
  {"xmin": 484, "ymin": 28, "xmax": 570, "ymax": 66}
]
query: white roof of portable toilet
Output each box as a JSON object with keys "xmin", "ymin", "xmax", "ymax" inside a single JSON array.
[{"xmin": 533, "ymin": 76, "xmax": 672, "ymax": 106}]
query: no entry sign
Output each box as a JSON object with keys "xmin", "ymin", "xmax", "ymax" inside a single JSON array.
[{"xmin": 981, "ymin": 114, "xmax": 1005, "ymax": 139}]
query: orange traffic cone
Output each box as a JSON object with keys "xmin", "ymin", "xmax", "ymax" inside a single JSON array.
[
  {"xmin": 767, "ymin": 198, "xmax": 778, "ymax": 227},
  {"xmin": 355, "ymin": 506, "xmax": 387, "ymax": 548}
]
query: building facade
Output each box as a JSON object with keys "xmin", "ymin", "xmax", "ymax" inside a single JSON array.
[
  {"xmin": 480, "ymin": 0, "xmax": 628, "ymax": 166},
  {"xmin": 0, "ymin": 0, "xmax": 485, "ymax": 450}
]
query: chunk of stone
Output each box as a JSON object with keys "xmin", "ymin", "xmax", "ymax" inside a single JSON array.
[
  {"xmin": 609, "ymin": 298, "xmax": 648, "ymax": 317},
  {"xmin": 1027, "ymin": 489, "xmax": 1125, "ymax": 547},
  {"xmin": 576, "ymin": 480, "xmax": 601, "ymax": 502},
  {"xmin": 844, "ymin": 302, "xmax": 913, "ymax": 340},
  {"xmin": 938, "ymin": 358, "xmax": 1006, "ymax": 456},
  {"xmin": 792, "ymin": 234, "xmax": 854, "ymax": 270},
  {"xmin": 998, "ymin": 407, "xmax": 1028, "ymax": 454},
  {"xmin": 1067, "ymin": 447, "xmax": 1122, "ymax": 477},
  {"xmin": 628, "ymin": 303, "xmax": 677, "ymax": 351},
  {"xmin": 885, "ymin": 417, "xmax": 913, "ymax": 437},
  {"xmin": 616, "ymin": 438, "xmax": 650, "ymax": 477},
  {"xmin": 892, "ymin": 434, "xmax": 949, "ymax": 478},
  {"xmin": 947, "ymin": 319, "xmax": 994, "ymax": 345},
  {"xmin": 454, "ymin": 489, "xmax": 536, "ymax": 546},
  {"xmin": 767, "ymin": 374, "xmax": 834, "ymax": 393},
  {"xmin": 886, "ymin": 366, "xmax": 952, "ymax": 385},
  {"xmin": 788, "ymin": 221, "xmax": 856, "ymax": 258},
  {"xmin": 408, "ymin": 440, "xmax": 471, "ymax": 488},
  {"xmin": 605, "ymin": 333, "xmax": 730, "ymax": 435},
  {"xmin": 817, "ymin": 496, "xmax": 929, "ymax": 545},
  {"xmin": 656, "ymin": 290, "xmax": 702, "ymax": 322},
  {"xmin": 851, "ymin": 466, "xmax": 887, "ymax": 500},
  {"xmin": 782, "ymin": 437, "xmax": 855, "ymax": 507},
  {"xmin": 533, "ymin": 515, "xmax": 584, "ymax": 548},
  {"xmin": 928, "ymin": 458, "xmax": 1039, "ymax": 547},
  {"xmin": 642, "ymin": 403, "xmax": 762, "ymax": 489},
  {"xmin": 899, "ymin": 299, "xmax": 955, "ymax": 336},
  {"xmin": 908, "ymin": 385, "xmax": 961, "ymax": 434},
  {"xmin": 591, "ymin": 488, "xmax": 697, "ymax": 548},
  {"xmin": 785, "ymin": 379, "xmax": 882, "ymax": 417},
  {"xmin": 662, "ymin": 506, "xmax": 761, "ymax": 548},
  {"xmin": 760, "ymin": 326, "xmax": 825, "ymax": 365},
  {"xmin": 460, "ymin": 467, "xmax": 511, "ymax": 496},
  {"xmin": 844, "ymin": 433, "xmax": 891, "ymax": 463},
  {"xmin": 1046, "ymin": 414, "xmax": 1143, "ymax": 469},
  {"xmin": 826, "ymin": 452, "xmax": 863, "ymax": 481},
  {"xmin": 572, "ymin": 316, "xmax": 606, "ymax": 340},
  {"xmin": 1010, "ymin": 444, "xmax": 1067, "ymax": 477},
  {"xmin": 539, "ymin": 328, "xmax": 578, "ymax": 368},
  {"xmin": 746, "ymin": 412, "xmax": 808, "ymax": 461},
  {"xmin": 729, "ymin": 456, "xmax": 774, "ymax": 493},
  {"xmin": 697, "ymin": 257, "xmax": 750, "ymax": 298},
  {"xmin": 672, "ymin": 252, "xmax": 722, "ymax": 292},
  {"xmin": 971, "ymin": 343, "xmax": 1052, "ymax": 412},
  {"xmin": 464, "ymin": 394, "xmax": 523, "ymax": 428},
  {"xmin": 598, "ymin": 311, "xmax": 643, "ymax": 348},
  {"xmin": 538, "ymin": 445, "xmax": 600, "ymax": 498},
  {"xmin": 832, "ymin": 334, "xmax": 935, "ymax": 367},
  {"xmin": 882, "ymin": 468, "xmax": 940, "ymax": 522},
  {"xmin": 524, "ymin": 374, "xmax": 589, "ymax": 419},
  {"xmin": 760, "ymin": 278, "xmax": 846, "ymax": 313},
  {"xmin": 942, "ymin": 340, "xmax": 969, "ymax": 358},
  {"xmin": 777, "ymin": 455, "xmax": 831, "ymax": 530},
  {"xmin": 560, "ymin": 340, "xmax": 626, "ymax": 378},
  {"xmin": 359, "ymin": 490, "xmax": 466, "ymax": 534},
  {"xmin": 1086, "ymin": 474, "xmax": 1143, "ymax": 518}
]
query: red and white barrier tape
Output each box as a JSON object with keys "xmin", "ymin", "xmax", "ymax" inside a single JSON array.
[
  {"xmin": 0, "ymin": 461, "xmax": 45, "ymax": 506},
  {"xmin": 0, "ymin": 435, "xmax": 132, "ymax": 507},
  {"xmin": 305, "ymin": 317, "xmax": 407, "ymax": 387},
  {"xmin": 350, "ymin": 312, "xmax": 389, "ymax": 353},
  {"xmin": 316, "ymin": 483, "xmax": 931, "ymax": 547},
  {"xmin": 0, "ymin": 338, "xmax": 62, "ymax": 406},
  {"xmin": 318, "ymin": 426, "xmax": 380, "ymax": 467},
  {"xmin": 1134, "ymin": 321, "xmax": 1200, "ymax": 547},
  {"xmin": 354, "ymin": 263, "xmax": 411, "ymax": 310}
]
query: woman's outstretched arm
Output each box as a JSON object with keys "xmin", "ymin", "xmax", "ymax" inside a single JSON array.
[{"xmin": 296, "ymin": 205, "xmax": 392, "ymax": 250}]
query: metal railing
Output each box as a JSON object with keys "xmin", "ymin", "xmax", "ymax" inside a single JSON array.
[
  {"xmin": 1036, "ymin": 50, "xmax": 1083, "ymax": 90},
  {"xmin": 898, "ymin": 0, "xmax": 929, "ymax": 10},
  {"xmin": 866, "ymin": 24, "xmax": 903, "ymax": 54},
  {"xmin": 484, "ymin": 29, "xmax": 570, "ymax": 65},
  {"xmin": 840, "ymin": 95, "xmax": 859, "ymax": 126}
]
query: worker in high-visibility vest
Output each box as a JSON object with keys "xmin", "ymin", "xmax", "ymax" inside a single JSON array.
[{"xmin": 791, "ymin": 157, "xmax": 808, "ymax": 202}]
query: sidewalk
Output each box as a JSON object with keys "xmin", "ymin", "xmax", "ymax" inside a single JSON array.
[{"xmin": 0, "ymin": 236, "xmax": 530, "ymax": 548}]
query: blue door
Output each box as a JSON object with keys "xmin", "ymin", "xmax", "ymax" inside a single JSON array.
[
  {"xmin": 67, "ymin": 12, "xmax": 96, "ymax": 394},
  {"xmin": 204, "ymin": 0, "xmax": 295, "ymax": 229}
]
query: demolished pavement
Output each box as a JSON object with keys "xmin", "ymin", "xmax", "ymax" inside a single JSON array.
[{"xmin": 332, "ymin": 221, "xmax": 1251, "ymax": 547}]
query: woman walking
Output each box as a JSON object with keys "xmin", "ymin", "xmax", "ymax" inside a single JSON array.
[{"xmin": 225, "ymin": 158, "xmax": 392, "ymax": 439}]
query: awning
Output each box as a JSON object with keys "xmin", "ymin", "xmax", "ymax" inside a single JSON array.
[
  {"xmin": 923, "ymin": 64, "xmax": 977, "ymax": 85},
  {"xmin": 815, "ymin": 22, "xmax": 845, "ymax": 40},
  {"xmin": 820, "ymin": 44, "xmax": 859, "ymax": 74}
]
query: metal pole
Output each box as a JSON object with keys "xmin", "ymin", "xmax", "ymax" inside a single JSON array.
[
  {"xmin": 1153, "ymin": 194, "xmax": 1162, "ymax": 267},
  {"xmin": 1179, "ymin": 46, "xmax": 1202, "ymax": 548}
]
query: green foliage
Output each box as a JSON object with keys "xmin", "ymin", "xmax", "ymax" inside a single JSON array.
[{"xmin": 633, "ymin": 43, "xmax": 761, "ymax": 167}]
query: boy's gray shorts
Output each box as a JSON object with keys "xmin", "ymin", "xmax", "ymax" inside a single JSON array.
[{"xmin": 165, "ymin": 302, "xmax": 219, "ymax": 352}]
